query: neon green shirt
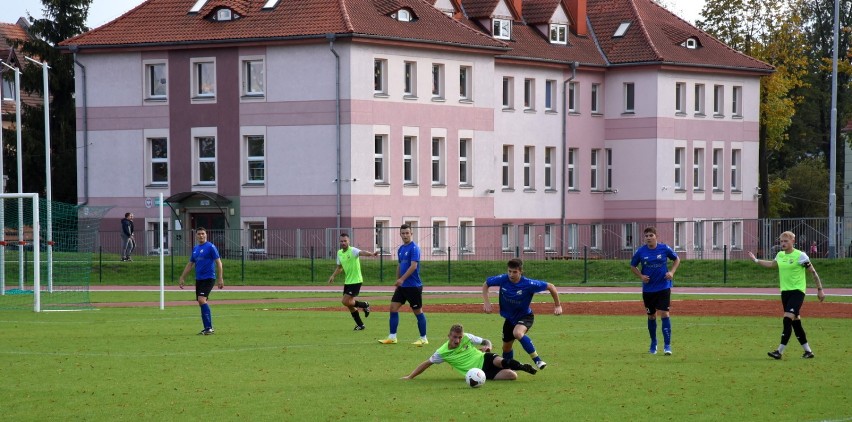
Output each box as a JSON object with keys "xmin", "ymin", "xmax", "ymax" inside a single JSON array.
[
  {"xmin": 429, "ymin": 333, "xmax": 486, "ymax": 376},
  {"xmin": 774, "ymin": 249, "xmax": 809, "ymax": 292},
  {"xmin": 336, "ymin": 247, "xmax": 363, "ymax": 285}
]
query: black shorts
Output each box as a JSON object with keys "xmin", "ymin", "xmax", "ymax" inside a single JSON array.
[
  {"xmin": 781, "ymin": 290, "xmax": 806, "ymax": 316},
  {"xmin": 481, "ymin": 352, "xmax": 502, "ymax": 380},
  {"xmin": 342, "ymin": 283, "xmax": 362, "ymax": 297},
  {"xmin": 643, "ymin": 289, "xmax": 671, "ymax": 314},
  {"xmin": 502, "ymin": 314, "xmax": 534, "ymax": 343},
  {"xmin": 391, "ymin": 286, "xmax": 423, "ymax": 310},
  {"xmin": 195, "ymin": 278, "xmax": 215, "ymax": 298}
]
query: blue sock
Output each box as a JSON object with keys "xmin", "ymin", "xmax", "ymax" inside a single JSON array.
[
  {"xmin": 502, "ymin": 349, "xmax": 514, "ymax": 360},
  {"xmin": 519, "ymin": 335, "xmax": 536, "ymax": 355},
  {"xmin": 389, "ymin": 312, "xmax": 399, "ymax": 335},
  {"xmin": 661, "ymin": 317, "xmax": 671, "ymax": 346},
  {"xmin": 415, "ymin": 313, "xmax": 427, "ymax": 337},
  {"xmin": 647, "ymin": 319, "xmax": 657, "ymax": 346},
  {"xmin": 200, "ymin": 303, "xmax": 212, "ymax": 329}
]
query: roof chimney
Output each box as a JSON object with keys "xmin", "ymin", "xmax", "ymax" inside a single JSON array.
[
  {"xmin": 567, "ymin": 0, "xmax": 587, "ymax": 36},
  {"xmin": 512, "ymin": 0, "xmax": 523, "ymax": 18}
]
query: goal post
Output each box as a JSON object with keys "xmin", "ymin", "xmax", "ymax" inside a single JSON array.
[{"xmin": 0, "ymin": 193, "xmax": 40, "ymax": 311}]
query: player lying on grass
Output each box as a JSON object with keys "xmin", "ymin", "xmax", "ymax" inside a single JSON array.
[{"xmin": 401, "ymin": 324, "xmax": 538, "ymax": 381}]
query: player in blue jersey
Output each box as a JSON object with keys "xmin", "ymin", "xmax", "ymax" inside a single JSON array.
[
  {"xmin": 630, "ymin": 226, "xmax": 680, "ymax": 355},
  {"xmin": 482, "ymin": 258, "xmax": 562, "ymax": 370},
  {"xmin": 379, "ymin": 224, "xmax": 428, "ymax": 345},
  {"xmin": 179, "ymin": 227, "xmax": 224, "ymax": 335}
]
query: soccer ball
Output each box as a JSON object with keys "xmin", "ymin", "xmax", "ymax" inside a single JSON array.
[{"xmin": 465, "ymin": 368, "xmax": 486, "ymax": 388}]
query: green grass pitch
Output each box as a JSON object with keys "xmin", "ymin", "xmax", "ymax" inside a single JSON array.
[{"xmin": 0, "ymin": 302, "xmax": 849, "ymax": 421}]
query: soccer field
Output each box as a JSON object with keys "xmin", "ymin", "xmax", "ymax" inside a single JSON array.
[{"xmin": 0, "ymin": 303, "xmax": 849, "ymax": 421}]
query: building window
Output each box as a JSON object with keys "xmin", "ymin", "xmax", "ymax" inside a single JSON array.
[
  {"xmin": 732, "ymin": 86, "xmax": 743, "ymax": 117},
  {"xmin": 144, "ymin": 62, "xmax": 167, "ymax": 100},
  {"xmin": 147, "ymin": 221, "xmax": 170, "ymax": 254},
  {"xmin": 622, "ymin": 223, "xmax": 635, "ymax": 249},
  {"xmin": 674, "ymin": 147, "xmax": 685, "ymax": 190},
  {"xmin": 502, "ymin": 145, "xmax": 514, "ymax": 189},
  {"xmin": 731, "ymin": 149, "xmax": 741, "ymax": 191},
  {"xmin": 404, "ymin": 220, "xmax": 419, "ymax": 244},
  {"xmin": 549, "ymin": 23, "xmax": 567, "ymax": 44},
  {"xmin": 712, "ymin": 148, "xmax": 723, "ymax": 190},
  {"xmin": 246, "ymin": 135, "xmax": 265, "ymax": 184},
  {"xmin": 694, "ymin": 84, "xmax": 705, "ymax": 114},
  {"xmin": 502, "ymin": 77, "xmax": 514, "ymax": 109},
  {"xmin": 523, "ymin": 224, "xmax": 534, "ymax": 251},
  {"xmin": 431, "ymin": 137, "xmax": 445, "ymax": 185},
  {"xmin": 523, "ymin": 146, "xmax": 534, "ymax": 190},
  {"xmin": 605, "ymin": 148, "xmax": 613, "ymax": 191},
  {"xmin": 374, "ymin": 59, "xmax": 388, "ymax": 95},
  {"xmin": 674, "ymin": 221, "xmax": 686, "ymax": 250},
  {"xmin": 675, "ymin": 82, "xmax": 686, "ymax": 114},
  {"xmin": 1, "ymin": 77, "xmax": 15, "ymax": 100},
  {"xmin": 191, "ymin": 59, "xmax": 215, "ymax": 98},
  {"xmin": 241, "ymin": 58, "xmax": 264, "ymax": 97},
  {"xmin": 545, "ymin": 80, "xmax": 556, "ymax": 111},
  {"xmin": 493, "ymin": 18, "xmax": 511, "ymax": 39},
  {"xmin": 713, "ymin": 84, "xmax": 724, "ymax": 115},
  {"xmin": 501, "ymin": 224, "xmax": 513, "ymax": 251},
  {"xmin": 246, "ymin": 222, "xmax": 266, "ymax": 252},
  {"xmin": 591, "ymin": 224, "xmax": 601, "ymax": 249},
  {"xmin": 403, "ymin": 136, "xmax": 417, "ymax": 184},
  {"xmin": 459, "ymin": 66, "xmax": 472, "ymax": 100},
  {"xmin": 404, "ymin": 61, "xmax": 417, "ymax": 97},
  {"xmin": 544, "ymin": 147, "xmax": 555, "ymax": 190},
  {"xmin": 624, "ymin": 82, "xmax": 634, "ymax": 113},
  {"xmin": 712, "ymin": 221, "xmax": 723, "ymax": 249},
  {"xmin": 375, "ymin": 135, "xmax": 388, "ymax": 183},
  {"xmin": 196, "ymin": 136, "xmax": 216, "ymax": 184},
  {"xmin": 459, "ymin": 220, "xmax": 474, "ymax": 253},
  {"xmin": 567, "ymin": 223, "xmax": 578, "ymax": 251},
  {"xmin": 148, "ymin": 137, "xmax": 168, "ymax": 186},
  {"xmin": 375, "ymin": 220, "xmax": 391, "ymax": 252},
  {"xmin": 591, "ymin": 83, "xmax": 601, "ymax": 114},
  {"xmin": 432, "ymin": 220, "xmax": 446, "ymax": 252},
  {"xmin": 614, "ymin": 22, "xmax": 631, "ymax": 37},
  {"xmin": 731, "ymin": 221, "xmax": 742, "ymax": 250},
  {"xmin": 590, "ymin": 149, "xmax": 600, "ymax": 191},
  {"xmin": 524, "ymin": 78, "xmax": 535, "ymax": 110},
  {"xmin": 432, "ymin": 63, "xmax": 444, "ymax": 99},
  {"xmin": 459, "ymin": 138, "xmax": 471, "ymax": 186},
  {"xmin": 393, "ymin": 9, "xmax": 414, "ymax": 22},
  {"xmin": 693, "ymin": 220, "xmax": 704, "ymax": 250},
  {"xmin": 568, "ymin": 81, "xmax": 578, "ymax": 112},
  {"xmin": 544, "ymin": 224, "xmax": 555, "ymax": 251},
  {"xmin": 568, "ymin": 148, "xmax": 578, "ymax": 190},
  {"xmin": 693, "ymin": 148, "xmax": 704, "ymax": 191}
]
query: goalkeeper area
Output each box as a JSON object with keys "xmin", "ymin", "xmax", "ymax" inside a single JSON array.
[{"xmin": 0, "ymin": 193, "xmax": 109, "ymax": 311}]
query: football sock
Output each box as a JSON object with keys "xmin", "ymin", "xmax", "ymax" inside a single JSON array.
[
  {"xmin": 661, "ymin": 317, "xmax": 671, "ymax": 346},
  {"xmin": 502, "ymin": 350, "xmax": 514, "ymax": 360},
  {"xmin": 200, "ymin": 303, "xmax": 212, "ymax": 329},
  {"xmin": 802, "ymin": 342, "xmax": 812, "ymax": 353},
  {"xmin": 415, "ymin": 313, "xmax": 427, "ymax": 337},
  {"xmin": 389, "ymin": 312, "xmax": 399, "ymax": 335},
  {"xmin": 791, "ymin": 319, "xmax": 808, "ymax": 345},
  {"xmin": 780, "ymin": 317, "xmax": 793, "ymax": 346},
  {"xmin": 777, "ymin": 344, "xmax": 786, "ymax": 353},
  {"xmin": 501, "ymin": 358, "xmax": 522, "ymax": 370},
  {"xmin": 519, "ymin": 335, "xmax": 536, "ymax": 355},
  {"xmin": 351, "ymin": 311, "xmax": 364, "ymax": 326},
  {"xmin": 647, "ymin": 318, "xmax": 657, "ymax": 345},
  {"xmin": 354, "ymin": 301, "xmax": 368, "ymax": 309}
]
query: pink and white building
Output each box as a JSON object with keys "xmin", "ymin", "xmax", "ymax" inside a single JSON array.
[{"xmin": 60, "ymin": 0, "xmax": 772, "ymax": 256}]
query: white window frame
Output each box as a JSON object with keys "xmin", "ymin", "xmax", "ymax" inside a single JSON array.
[
  {"xmin": 523, "ymin": 146, "xmax": 535, "ymax": 190},
  {"xmin": 591, "ymin": 83, "xmax": 601, "ymax": 114},
  {"xmin": 712, "ymin": 148, "xmax": 723, "ymax": 191},
  {"xmin": 147, "ymin": 220, "xmax": 170, "ymax": 254},
  {"xmin": 374, "ymin": 219, "xmax": 391, "ymax": 252},
  {"xmin": 143, "ymin": 60, "xmax": 167, "ymax": 102},
  {"xmin": 240, "ymin": 56, "xmax": 265, "ymax": 98},
  {"xmin": 544, "ymin": 147, "xmax": 555, "ymax": 190},
  {"xmin": 431, "ymin": 137, "xmax": 445, "ymax": 185},
  {"xmin": 732, "ymin": 86, "xmax": 743, "ymax": 117},
  {"xmin": 568, "ymin": 81, "xmax": 578, "ymax": 113},
  {"xmin": 431, "ymin": 219, "xmax": 447, "ymax": 253},
  {"xmin": 567, "ymin": 223, "xmax": 578, "ymax": 251},
  {"xmin": 605, "ymin": 148, "xmax": 613, "ymax": 191},
  {"xmin": 523, "ymin": 224, "xmax": 534, "ymax": 251},
  {"xmin": 190, "ymin": 57, "xmax": 216, "ymax": 101},
  {"xmin": 502, "ymin": 76, "xmax": 514, "ymax": 109},
  {"xmin": 674, "ymin": 147, "xmax": 685, "ymax": 190},
  {"xmin": 545, "ymin": 79, "xmax": 556, "ymax": 111},
  {"xmin": 590, "ymin": 149, "xmax": 600, "ymax": 191},
  {"xmin": 693, "ymin": 220, "xmax": 705, "ymax": 250},
  {"xmin": 675, "ymin": 82, "xmax": 686, "ymax": 114},
  {"xmin": 544, "ymin": 224, "xmax": 555, "ymax": 251},
  {"xmin": 403, "ymin": 136, "xmax": 417, "ymax": 184},
  {"xmin": 459, "ymin": 138, "xmax": 471, "ymax": 186},
  {"xmin": 568, "ymin": 148, "xmax": 578, "ymax": 190},
  {"xmin": 404, "ymin": 61, "xmax": 417, "ymax": 97},
  {"xmin": 713, "ymin": 84, "xmax": 724, "ymax": 116},
  {"xmin": 459, "ymin": 220, "xmax": 475, "ymax": 253},
  {"xmin": 501, "ymin": 224, "xmax": 513, "ymax": 251},
  {"xmin": 493, "ymin": 18, "xmax": 511, "ymax": 40},
  {"xmin": 191, "ymin": 127, "xmax": 217, "ymax": 186},
  {"xmin": 502, "ymin": 145, "xmax": 514, "ymax": 189},
  {"xmin": 549, "ymin": 23, "xmax": 568, "ymax": 44},
  {"xmin": 622, "ymin": 223, "xmax": 635, "ymax": 249},
  {"xmin": 694, "ymin": 84, "xmax": 705, "ymax": 115},
  {"xmin": 459, "ymin": 66, "xmax": 472, "ymax": 101},
  {"xmin": 524, "ymin": 78, "xmax": 535, "ymax": 110},
  {"xmin": 245, "ymin": 134, "xmax": 265, "ymax": 184},
  {"xmin": 712, "ymin": 221, "xmax": 724, "ymax": 249},
  {"xmin": 693, "ymin": 147, "xmax": 705, "ymax": 191},
  {"xmin": 731, "ymin": 221, "xmax": 742, "ymax": 250},
  {"xmin": 624, "ymin": 82, "xmax": 635, "ymax": 113},
  {"xmin": 590, "ymin": 224, "xmax": 601, "ymax": 249},
  {"xmin": 731, "ymin": 149, "xmax": 741, "ymax": 191},
  {"xmin": 431, "ymin": 63, "xmax": 444, "ymax": 99},
  {"xmin": 147, "ymin": 136, "xmax": 169, "ymax": 186},
  {"xmin": 374, "ymin": 59, "xmax": 388, "ymax": 95},
  {"xmin": 674, "ymin": 221, "xmax": 686, "ymax": 250},
  {"xmin": 375, "ymin": 134, "xmax": 388, "ymax": 184},
  {"xmin": 245, "ymin": 221, "xmax": 266, "ymax": 252}
]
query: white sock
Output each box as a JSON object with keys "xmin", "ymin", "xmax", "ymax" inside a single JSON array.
[
  {"xmin": 802, "ymin": 343, "xmax": 812, "ymax": 353},
  {"xmin": 777, "ymin": 344, "xmax": 786, "ymax": 353},
  {"xmin": 389, "ymin": 334, "xmax": 397, "ymax": 340}
]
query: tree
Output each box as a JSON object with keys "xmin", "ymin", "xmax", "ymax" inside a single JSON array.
[
  {"xmin": 783, "ymin": 156, "xmax": 830, "ymax": 217},
  {"xmin": 8, "ymin": 0, "xmax": 92, "ymax": 203}
]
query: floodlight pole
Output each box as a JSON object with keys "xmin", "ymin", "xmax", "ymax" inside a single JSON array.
[
  {"xmin": 828, "ymin": 0, "xmax": 839, "ymax": 258},
  {"xmin": 25, "ymin": 57, "xmax": 53, "ymax": 289},
  {"xmin": 1, "ymin": 61, "xmax": 24, "ymax": 288},
  {"xmin": 0, "ymin": 65, "xmax": 5, "ymax": 295}
]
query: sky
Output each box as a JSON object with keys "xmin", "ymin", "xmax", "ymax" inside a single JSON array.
[{"xmin": 1, "ymin": 0, "xmax": 708, "ymax": 29}]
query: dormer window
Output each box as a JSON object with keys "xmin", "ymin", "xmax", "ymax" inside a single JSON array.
[
  {"xmin": 391, "ymin": 8, "xmax": 416, "ymax": 22},
  {"xmin": 549, "ymin": 24, "xmax": 568, "ymax": 44},
  {"xmin": 682, "ymin": 37, "xmax": 699, "ymax": 49},
  {"xmin": 614, "ymin": 22, "xmax": 631, "ymax": 38},
  {"xmin": 493, "ymin": 18, "xmax": 511, "ymax": 40},
  {"xmin": 209, "ymin": 7, "xmax": 241, "ymax": 22}
]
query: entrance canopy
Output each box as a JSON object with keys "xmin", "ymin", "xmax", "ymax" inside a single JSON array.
[{"xmin": 164, "ymin": 191, "xmax": 232, "ymax": 228}]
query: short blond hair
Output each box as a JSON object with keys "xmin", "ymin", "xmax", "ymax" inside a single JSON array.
[
  {"xmin": 449, "ymin": 324, "xmax": 463, "ymax": 335},
  {"xmin": 779, "ymin": 231, "xmax": 796, "ymax": 241}
]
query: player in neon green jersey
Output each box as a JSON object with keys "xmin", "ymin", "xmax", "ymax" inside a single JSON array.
[
  {"xmin": 401, "ymin": 324, "xmax": 537, "ymax": 381},
  {"xmin": 748, "ymin": 231, "xmax": 825, "ymax": 359},
  {"xmin": 328, "ymin": 233, "xmax": 379, "ymax": 330}
]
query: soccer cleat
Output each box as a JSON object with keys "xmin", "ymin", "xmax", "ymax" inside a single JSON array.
[
  {"xmin": 126, "ymin": 257, "xmax": 133, "ymax": 262},
  {"xmin": 767, "ymin": 350, "xmax": 782, "ymax": 360},
  {"xmin": 354, "ymin": 325, "xmax": 365, "ymax": 331},
  {"xmin": 378, "ymin": 338, "xmax": 398, "ymax": 344},
  {"xmin": 198, "ymin": 328, "xmax": 215, "ymax": 335},
  {"xmin": 411, "ymin": 338, "xmax": 429, "ymax": 346},
  {"xmin": 802, "ymin": 351, "xmax": 815, "ymax": 359},
  {"xmin": 664, "ymin": 345, "xmax": 672, "ymax": 356},
  {"xmin": 363, "ymin": 302, "xmax": 371, "ymax": 318},
  {"xmin": 536, "ymin": 360, "xmax": 547, "ymax": 370},
  {"xmin": 519, "ymin": 363, "xmax": 538, "ymax": 375},
  {"xmin": 649, "ymin": 341, "xmax": 657, "ymax": 355}
]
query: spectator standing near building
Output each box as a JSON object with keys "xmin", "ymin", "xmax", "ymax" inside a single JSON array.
[{"xmin": 120, "ymin": 213, "xmax": 135, "ymax": 262}]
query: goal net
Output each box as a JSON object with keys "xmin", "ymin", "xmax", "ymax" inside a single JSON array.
[{"xmin": 0, "ymin": 194, "xmax": 110, "ymax": 311}]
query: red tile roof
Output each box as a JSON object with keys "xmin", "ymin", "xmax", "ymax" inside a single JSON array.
[
  {"xmin": 60, "ymin": 0, "xmax": 507, "ymax": 51},
  {"xmin": 586, "ymin": 0, "xmax": 772, "ymax": 72},
  {"xmin": 1, "ymin": 21, "xmax": 42, "ymax": 121},
  {"xmin": 494, "ymin": 21, "xmax": 605, "ymax": 66},
  {"xmin": 522, "ymin": 0, "xmax": 560, "ymax": 24}
]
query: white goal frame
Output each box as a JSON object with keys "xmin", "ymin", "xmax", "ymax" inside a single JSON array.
[{"xmin": 0, "ymin": 193, "xmax": 42, "ymax": 312}]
